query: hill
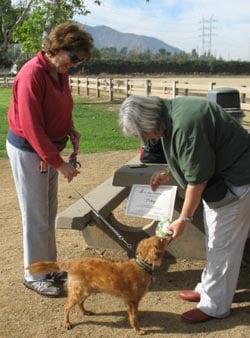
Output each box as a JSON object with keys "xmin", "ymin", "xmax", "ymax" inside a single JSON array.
[{"xmin": 85, "ymin": 25, "xmax": 181, "ymax": 54}]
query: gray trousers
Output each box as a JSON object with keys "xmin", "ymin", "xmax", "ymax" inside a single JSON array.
[
  {"xmin": 196, "ymin": 183, "xmax": 250, "ymax": 317},
  {"xmin": 6, "ymin": 141, "xmax": 58, "ymax": 281}
]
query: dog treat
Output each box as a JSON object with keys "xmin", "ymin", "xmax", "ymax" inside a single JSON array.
[{"xmin": 155, "ymin": 219, "xmax": 173, "ymax": 238}]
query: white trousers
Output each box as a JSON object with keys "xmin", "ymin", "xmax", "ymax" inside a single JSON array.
[
  {"xmin": 195, "ymin": 183, "xmax": 250, "ymax": 317},
  {"xmin": 7, "ymin": 141, "xmax": 58, "ymax": 281}
]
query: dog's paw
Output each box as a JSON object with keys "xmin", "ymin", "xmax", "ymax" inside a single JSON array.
[
  {"xmin": 64, "ymin": 322, "xmax": 72, "ymax": 330},
  {"xmin": 136, "ymin": 329, "xmax": 146, "ymax": 335}
]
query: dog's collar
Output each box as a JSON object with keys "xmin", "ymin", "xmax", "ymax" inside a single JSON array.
[{"xmin": 135, "ymin": 255, "xmax": 154, "ymax": 276}]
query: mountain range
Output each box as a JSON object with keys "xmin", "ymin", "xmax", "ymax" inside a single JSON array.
[{"xmin": 85, "ymin": 25, "xmax": 181, "ymax": 54}]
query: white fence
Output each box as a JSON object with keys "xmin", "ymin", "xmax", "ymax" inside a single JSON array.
[
  {"xmin": 69, "ymin": 77, "xmax": 250, "ymax": 112},
  {"xmin": 2, "ymin": 75, "xmax": 250, "ymax": 112},
  {"xmin": 0, "ymin": 75, "xmax": 14, "ymax": 88}
]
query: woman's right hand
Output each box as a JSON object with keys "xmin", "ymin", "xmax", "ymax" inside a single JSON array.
[
  {"xmin": 57, "ymin": 162, "xmax": 80, "ymax": 182},
  {"xmin": 150, "ymin": 170, "xmax": 170, "ymax": 191}
]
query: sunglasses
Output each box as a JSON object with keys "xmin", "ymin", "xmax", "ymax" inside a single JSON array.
[{"xmin": 66, "ymin": 51, "xmax": 86, "ymax": 65}]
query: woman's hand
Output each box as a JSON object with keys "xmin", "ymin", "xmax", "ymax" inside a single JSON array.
[
  {"xmin": 150, "ymin": 170, "xmax": 170, "ymax": 191},
  {"xmin": 167, "ymin": 218, "xmax": 187, "ymax": 240},
  {"xmin": 168, "ymin": 182, "xmax": 207, "ymax": 240},
  {"xmin": 57, "ymin": 162, "xmax": 80, "ymax": 182}
]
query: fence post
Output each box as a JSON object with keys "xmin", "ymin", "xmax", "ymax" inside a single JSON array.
[
  {"xmin": 108, "ymin": 78, "xmax": 113, "ymax": 101},
  {"xmin": 209, "ymin": 82, "xmax": 216, "ymax": 90},
  {"xmin": 77, "ymin": 77, "xmax": 80, "ymax": 95},
  {"xmin": 69, "ymin": 77, "xmax": 72, "ymax": 92},
  {"xmin": 145, "ymin": 79, "xmax": 151, "ymax": 96},
  {"xmin": 241, "ymin": 85, "xmax": 246, "ymax": 103},
  {"xmin": 163, "ymin": 80, "xmax": 170, "ymax": 98},
  {"xmin": 96, "ymin": 78, "xmax": 100, "ymax": 98},
  {"xmin": 126, "ymin": 79, "xmax": 130, "ymax": 97},
  {"xmin": 130, "ymin": 79, "xmax": 133, "ymax": 96},
  {"xmin": 184, "ymin": 82, "xmax": 189, "ymax": 96},
  {"xmin": 172, "ymin": 80, "xmax": 178, "ymax": 98},
  {"xmin": 86, "ymin": 77, "xmax": 89, "ymax": 97}
]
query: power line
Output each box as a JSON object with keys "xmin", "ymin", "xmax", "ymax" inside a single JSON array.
[{"xmin": 199, "ymin": 15, "xmax": 217, "ymax": 56}]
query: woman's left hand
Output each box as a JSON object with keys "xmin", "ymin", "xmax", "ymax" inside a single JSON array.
[{"xmin": 58, "ymin": 162, "xmax": 80, "ymax": 182}]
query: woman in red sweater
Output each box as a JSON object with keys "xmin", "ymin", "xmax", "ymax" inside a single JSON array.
[{"xmin": 6, "ymin": 22, "xmax": 93, "ymax": 297}]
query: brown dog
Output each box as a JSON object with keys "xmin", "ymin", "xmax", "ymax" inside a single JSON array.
[{"xmin": 28, "ymin": 236, "xmax": 168, "ymax": 334}]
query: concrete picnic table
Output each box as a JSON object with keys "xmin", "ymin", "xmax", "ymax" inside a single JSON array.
[{"xmin": 56, "ymin": 155, "xmax": 205, "ymax": 259}]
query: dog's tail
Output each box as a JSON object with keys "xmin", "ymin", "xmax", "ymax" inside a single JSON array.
[{"xmin": 27, "ymin": 261, "xmax": 71, "ymax": 275}]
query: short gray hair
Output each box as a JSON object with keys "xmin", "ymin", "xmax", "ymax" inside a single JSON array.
[{"xmin": 119, "ymin": 95, "xmax": 165, "ymax": 140}]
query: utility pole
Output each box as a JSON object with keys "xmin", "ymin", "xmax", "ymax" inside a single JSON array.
[{"xmin": 199, "ymin": 15, "xmax": 217, "ymax": 56}]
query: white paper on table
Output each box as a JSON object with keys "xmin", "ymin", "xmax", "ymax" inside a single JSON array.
[{"xmin": 126, "ymin": 184, "xmax": 177, "ymax": 221}]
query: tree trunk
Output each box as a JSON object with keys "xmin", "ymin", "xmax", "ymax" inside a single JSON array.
[{"xmin": 0, "ymin": 0, "xmax": 34, "ymax": 53}]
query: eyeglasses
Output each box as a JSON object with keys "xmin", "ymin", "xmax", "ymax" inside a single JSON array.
[{"xmin": 66, "ymin": 51, "xmax": 86, "ymax": 65}]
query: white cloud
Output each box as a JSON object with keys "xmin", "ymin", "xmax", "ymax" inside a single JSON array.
[{"xmin": 75, "ymin": 0, "xmax": 250, "ymax": 60}]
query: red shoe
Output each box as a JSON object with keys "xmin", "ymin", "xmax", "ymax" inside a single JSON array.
[
  {"xmin": 179, "ymin": 290, "xmax": 200, "ymax": 302},
  {"xmin": 182, "ymin": 308, "xmax": 213, "ymax": 323}
]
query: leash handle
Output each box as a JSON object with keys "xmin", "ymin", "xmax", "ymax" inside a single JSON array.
[{"xmin": 69, "ymin": 157, "xmax": 81, "ymax": 169}]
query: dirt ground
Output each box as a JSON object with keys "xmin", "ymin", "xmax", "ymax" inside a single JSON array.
[{"xmin": 1, "ymin": 150, "xmax": 250, "ymax": 338}]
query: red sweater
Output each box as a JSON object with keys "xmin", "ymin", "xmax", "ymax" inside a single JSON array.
[{"xmin": 8, "ymin": 52, "xmax": 73, "ymax": 169}]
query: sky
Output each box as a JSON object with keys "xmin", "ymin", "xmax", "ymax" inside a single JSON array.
[{"xmin": 75, "ymin": 0, "xmax": 250, "ymax": 61}]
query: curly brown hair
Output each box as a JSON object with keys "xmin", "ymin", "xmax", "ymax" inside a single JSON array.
[{"xmin": 43, "ymin": 22, "xmax": 93, "ymax": 60}]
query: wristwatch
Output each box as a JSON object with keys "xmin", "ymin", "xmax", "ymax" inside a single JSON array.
[{"xmin": 178, "ymin": 215, "xmax": 193, "ymax": 222}]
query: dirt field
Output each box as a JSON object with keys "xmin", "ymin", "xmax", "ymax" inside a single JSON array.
[
  {"xmin": 152, "ymin": 75, "xmax": 250, "ymax": 87},
  {"xmin": 1, "ymin": 150, "xmax": 250, "ymax": 338}
]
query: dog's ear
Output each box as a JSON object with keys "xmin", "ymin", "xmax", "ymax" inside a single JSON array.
[{"xmin": 136, "ymin": 238, "xmax": 148, "ymax": 257}]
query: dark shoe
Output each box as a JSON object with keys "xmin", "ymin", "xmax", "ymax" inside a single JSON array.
[
  {"xmin": 46, "ymin": 271, "xmax": 67, "ymax": 283},
  {"xmin": 182, "ymin": 308, "xmax": 213, "ymax": 323},
  {"xmin": 179, "ymin": 290, "xmax": 200, "ymax": 302},
  {"xmin": 24, "ymin": 279, "xmax": 62, "ymax": 297}
]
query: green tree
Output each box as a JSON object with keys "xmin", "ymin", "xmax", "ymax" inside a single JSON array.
[
  {"xmin": 158, "ymin": 48, "xmax": 167, "ymax": 57},
  {"xmin": 1, "ymin": 0, "xmax": 150, "ymax": 54},
  {"xmin": 119, "ymin": 46, "xmax": 128, "ymax": 58},
  {"xmin": 0, "ymin": 0, "xmax": 102, "ymax": 54},
  {"xmin": 91, "ymin": 47, "xmax": 101, "ymax": 59},
  {"xmin": 153, "ymin": 48, "xmax": 172, "ymax": 61},
  {"xmin": 190, "ymin": 48, "xmax": 199, "ymax": 60},
  {"xmin": 0, "ymin": 0, "xmax": 34, "ymax": 53},
  {"xmin": 14, "ymin": 0, "xmax": 102, "ymax": 53},
  {"xmin": 99, "ymin": 47, "xmax": 119, "ymax": 60}
]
